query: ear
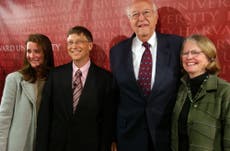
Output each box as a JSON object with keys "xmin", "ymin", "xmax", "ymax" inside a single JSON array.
[{"xmin": 88, "ymin": 42, "xmax": 93, "ymax": 51}]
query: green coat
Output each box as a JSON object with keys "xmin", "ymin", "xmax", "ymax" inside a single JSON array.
[{"xmin": 171, "ymin": 75, "xmax": 230, "ymax": 151}]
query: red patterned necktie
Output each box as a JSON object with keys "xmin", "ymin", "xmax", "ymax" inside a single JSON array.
[
  {"xmin": 138, "ymin": 42, "xmax": 152, "ymax": 96},
  {"xmin": 72, "ymin": 69, "xmax": 82, "ymax": 112}
]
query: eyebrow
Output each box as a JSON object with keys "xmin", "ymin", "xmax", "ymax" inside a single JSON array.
[
  {"xmin": 183, "ymin": 49, "xmax": 200, "ymax": 52},
  {"xmin": 131, "ymin": 8, "xmax": 152, "ymax": 12}
]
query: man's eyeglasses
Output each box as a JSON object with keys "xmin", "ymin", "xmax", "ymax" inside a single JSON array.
[
  {"xmin": 67, "ymin": 40, "xmax": 89, "ymax": 46},
  {"xmin": 181, "ymin": 50, "xmax": 203, "ymax": 57},
  {"xmin": 129, "ymin": 9, "xmax": 154, "ymax": 20}
]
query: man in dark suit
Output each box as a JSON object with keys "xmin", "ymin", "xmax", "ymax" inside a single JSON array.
[
  {"xmin": 36, "ymin": 26, "xmax": 116, "ymax": 151},
  {"xmin": 110, "ymin": 0, "xmax": 183, "ymax": 151}
]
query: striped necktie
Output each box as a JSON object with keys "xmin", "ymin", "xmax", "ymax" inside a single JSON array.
[{"xmin": 72, "ymin": 69, "xmax": 82, "ymax": 112}]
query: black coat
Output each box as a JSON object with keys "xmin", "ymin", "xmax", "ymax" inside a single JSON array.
[
  {"xmin": 110, "ymin": 32, "xmax": 183, "ymax": 151},
  {"xmin": 36, "ymin": 62, "xmax": 116, "ymax": 151}
]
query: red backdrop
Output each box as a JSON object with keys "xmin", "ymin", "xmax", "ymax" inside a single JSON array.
[{"xmin": 0, "ymin": 0, "xmax": 229, "ymax": 99}]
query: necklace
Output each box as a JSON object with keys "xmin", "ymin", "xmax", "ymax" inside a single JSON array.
[{"xmin": 186, "ymin": 75, "xmax": 209, "ymax": 103}]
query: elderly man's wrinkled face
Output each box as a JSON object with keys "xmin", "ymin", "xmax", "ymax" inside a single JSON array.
[{"xmin": 127, "ymin": 0, "xmax": 158, "ymax": 42}]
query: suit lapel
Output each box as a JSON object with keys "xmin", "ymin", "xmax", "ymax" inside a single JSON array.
[
  {"xmin": 150, "ymin": 34, "xmax": 170, "ymax": 98},
  {"xmin": 74, "ymin": 63, "xmax": 97, "ymax": 115},
  {"xmin": 125, "ymin": 37, "xmax": 148, "ymax": 98},
  {"xmin": 62, "ymin": 63, "xmax": 75, "ymax": 116},
  {"xmin": 125, "ymin": 38, "xmax": 137, "ymax": 85},
  {"xmin": 21, "ymin": 81, "xmax": 36, "ymax": 106}
]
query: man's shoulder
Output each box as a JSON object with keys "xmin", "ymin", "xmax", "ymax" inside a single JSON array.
[
  {"xmin": 111, "ymin": 36, "xmax": 132, "ymax": 50},
  {"xmin": 110, "ymin": 38, "xmax": 132, "ymax": 59},
  {"xmin": 156, "ymin": 32, "xmax": 183, "ymax": 41},
  {"xmin": 156, "ymin": 32, "xmax": 184, "ymax": 50},
  {"xmin": 91, "ymin": 63, "xmax": 112, "ymax": 75},
  {"xmin": 50, "ymin": 62, "xmax": 72, "ymax": 73},
  {"xmin": 89, "ymin": 63, "xmax": 113, "ymax": 81}
]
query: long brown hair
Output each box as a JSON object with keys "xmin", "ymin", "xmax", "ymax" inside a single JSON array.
[{"xmin": 19, "ymin": 34, "xmax": 54, "ymax": 83}]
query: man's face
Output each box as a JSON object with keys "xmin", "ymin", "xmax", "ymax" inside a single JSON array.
[
  {"xmin": 67, "ymin": 33, "xmax": 93, "ymax": 67},
  {"xmin": 128, "ymin": 0, "xmax": 158, "ymax": 42}
]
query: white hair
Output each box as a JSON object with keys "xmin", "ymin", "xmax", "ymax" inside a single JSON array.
[{"xmin": 126, "ymin": 1, "xmax": 158, "ymax": 17}]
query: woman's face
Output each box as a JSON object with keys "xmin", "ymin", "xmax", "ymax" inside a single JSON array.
[
  {"xmin": 26, "ymin": 42, "xmax": 45, "ymax": 69},
  {"xmin": 181, "ymin": 40, "xmax": 210, "ymax": 78}
]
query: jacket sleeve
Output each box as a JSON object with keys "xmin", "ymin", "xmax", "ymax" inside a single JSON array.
[
  {"xmin": 36, "ymin": 71, "xmax": 53, "ymax": 151},
  {"xmin": 100, "ymin": 73, "xmax": 117, "ymax": 151},
  {"xmin": 222, "ymin": 86, "xmax": 230, "ymax": 150},
  {"xmin": 0, "ymin": 73, "xmax": 18, "ymax": 151}
]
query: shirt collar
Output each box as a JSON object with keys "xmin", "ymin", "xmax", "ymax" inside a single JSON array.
[
  {"xmin": 133, "ymin": 32, "xmax": 157, "ymax": 49},
  {"xmin": 72, "ymin": 60, "xmax": 91, "ymax": 77}
]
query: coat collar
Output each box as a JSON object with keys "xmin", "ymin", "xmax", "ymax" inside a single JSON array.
[
  {"xmin": 181, "ymin": 74, "xmax": 218, "ymax": 90},
  {"xmin": 21, "ymin": 80, "xmax": 36, "ymax": 105},
  {"xmin": 181, "ymin": 74, "xmax": 218, "ymax": 103},
  {"xmin": 206, "ymin": 75, "xmax": 218, "ymax": 91},
  {"xmin": 151, "ymin": 33, "xmax": 170, "ymax": 95}
]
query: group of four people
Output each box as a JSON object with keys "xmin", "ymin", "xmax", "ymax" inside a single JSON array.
[{"xmin": 0, "ymin": 0, "xmax": 229, "ymax": 151}]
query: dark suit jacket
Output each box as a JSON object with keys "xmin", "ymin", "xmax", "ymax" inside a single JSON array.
[
  {"xmin": 109, "ymin": 32, "xmax": 183, "ymax": 151},
  {"xmin": 36, "ymin": 62, "xmax": 116, "ymax": 151}
]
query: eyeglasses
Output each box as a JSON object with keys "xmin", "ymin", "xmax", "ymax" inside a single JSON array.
[
  {"xmin": 129, "ymin": 9, "xmax": 154, "ymax": 20},
  {"xmin": 67, "ymin": 40, "xmax": 89, "ymax": 46},
  {"xmin": 181, "ymin": 50, "xmax": 203, "ymax": 57}
]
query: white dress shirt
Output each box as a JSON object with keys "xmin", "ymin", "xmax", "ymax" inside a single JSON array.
[{"xmin": 131, "ymin": 32, "xmax": 157, "ymax": 88}]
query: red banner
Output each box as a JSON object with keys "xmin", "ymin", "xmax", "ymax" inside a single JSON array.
[{"xmin": 0, "ymin": 0, "xmax": 229, "ymax": 98}]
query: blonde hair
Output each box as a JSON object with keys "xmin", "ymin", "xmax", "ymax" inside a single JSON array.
[{"xmin": 182, "ymin": 34, "xmax": 221, "ymax": 74}]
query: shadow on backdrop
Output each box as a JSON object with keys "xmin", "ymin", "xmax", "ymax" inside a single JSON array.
[{"xmin": 156, "ymin": 6, "xmax": 188, "ymax": 37}]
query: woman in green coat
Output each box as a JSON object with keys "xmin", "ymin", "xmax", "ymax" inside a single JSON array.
[{"xmin": 171, "ymin": 34, "xmax": 230, "ymax": 151}]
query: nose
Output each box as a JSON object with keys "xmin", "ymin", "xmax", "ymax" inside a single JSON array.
[{"xmin": 138, "ymin": 12, "xmax": 145, "ymax": 20}]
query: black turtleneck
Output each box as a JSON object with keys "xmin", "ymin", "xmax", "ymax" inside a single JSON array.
[
  {"xmin": 188, "ymin": 72, "xmax": 209, "ymax": 97},
  {"xmin": 178, "ymin": 72, "xmax": 209, "ymax": 151}
]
